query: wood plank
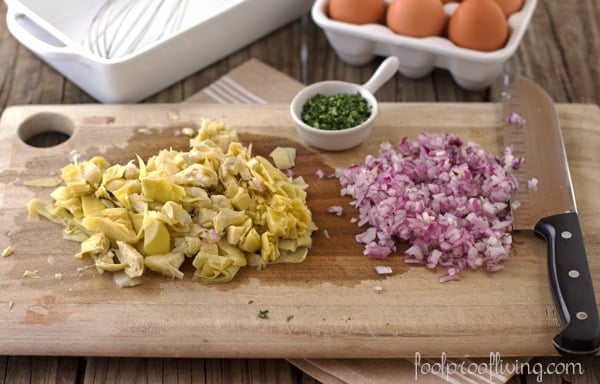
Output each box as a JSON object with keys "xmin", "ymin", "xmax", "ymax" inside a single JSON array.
[
  {"xmin": 0, "ymin": 356, "xmax": 80, "ymax": 384},
  {"xmin": 82, "ymin": 358, "xmax": 301, "ymax": 384},
  {"xmin": 10, "ymin": 355, "xmax": 600, "ymax": 384},
  {"xmin": 512, "ymin": 0, "xmax": 600, "ymax": 104},
  {"xmin": 0, "ymin": 103, "xmax": 599, "ymax": 359}
]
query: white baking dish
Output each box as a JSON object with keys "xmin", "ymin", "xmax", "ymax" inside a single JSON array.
[
  {"xmin": 5, "ymin": 0, "xmax": 312, "ymax": 103},
  {"xmin": 312, "ymin": 0, "xmax": 537, "ymax": 90}
]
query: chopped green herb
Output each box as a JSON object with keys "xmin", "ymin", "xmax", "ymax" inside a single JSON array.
[
  {"xmin": 258, "ymin": 309, "xmax": 269, "ymax": 319},
  {"xmin": 248, "ymin": 300, "xmax": 254, "ymax": 304},
  {"xmin": 286, "ymin": 315, "xmax": 294, "ymax": 322},
  {"xmin": 301, "ymin": 92, "xmax": 371, "ymax": 131}
]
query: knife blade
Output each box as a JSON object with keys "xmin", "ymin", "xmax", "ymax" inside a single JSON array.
[{"xmin": 501, "ymin": 74, "xmax": 600, "ymax": 356}]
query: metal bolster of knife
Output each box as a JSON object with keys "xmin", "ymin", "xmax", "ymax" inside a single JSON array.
[{"xmin": 534, "ymin": 211, "xmax": 600, "ymax": 356}]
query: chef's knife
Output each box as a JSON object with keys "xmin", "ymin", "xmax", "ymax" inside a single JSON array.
[{"xmin": 502, "ymin": 74, "xmax": 600, "ymax": 356}]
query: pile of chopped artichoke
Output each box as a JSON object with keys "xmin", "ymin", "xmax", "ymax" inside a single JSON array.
[{"xmin": 27, "ymin": 119, "xmax": 317, "ymax": 284}]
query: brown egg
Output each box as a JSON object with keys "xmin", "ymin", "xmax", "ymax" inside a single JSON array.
[
  {"xmin": 386, "ymin": 0, "xmax": 447, "ymax": 38},
  {"xmin": 448, "ymin": 0, "xmax": 509, "ymax": 51},
  {"xmin": 492, "ymin": 0, "xmax": 524, "ymax": 16},
  {"xmin": 328, "ymin": 0, "xmax": 386, "ymax": 25}
]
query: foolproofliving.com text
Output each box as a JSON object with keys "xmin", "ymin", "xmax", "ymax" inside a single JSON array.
[{"xmin": 414, "ymin": 352, "xmax": 584, "ymax": 382}]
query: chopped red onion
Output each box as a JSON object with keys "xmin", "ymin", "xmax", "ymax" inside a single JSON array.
[
  {"xmin": 374, "ymin": 265, "xmax": 393, "ymax": 275},
  {"xmin": 327, "ymin": 205, "xmax": 344, "ymax": 216},
  {"xmin": 507, "ymin": 112, "xmax": 526, "ymax": 129},
  {"xmin": 528, "ymin": 177, "xmax": 538, "ymax": 191},
  {"xmin": 503, "ymin": 145, "xmax": 524, "ymax": 171},
  {"xmin": 335, "ymin": 133, "xmax": 519, "ymax": 282}
]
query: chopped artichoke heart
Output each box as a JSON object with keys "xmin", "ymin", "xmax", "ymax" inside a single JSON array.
[
  {"xmin": 141, "ymin": 177, "xmax": 185, "ymax": 203},
  {"xmin": 63, "ymin": 227, "xmax": 90, "ymax": 242},
  {"xmin": 111, "ymin": 180, "xmax": 141, "ymax": 209},
  {"xmin": 49, "ymin": 186, "xmax": 70, "ymax": 201},
  {"xmin": 217, "ymin": 239, "xmax": 247, "ymax": 266},
  {"xmin": 113, "ymin": 271, "xmax": 143, "ymax": 288},
  {"xmin": 88, "ymin": 156, "xmax": 111, "ymax": 174},
  {"xmin": 142, "ymin": 215, "xmax": 171, "ymax": 255},
  {"xmin": 231, "ymin": 188, "xmax": 253, "ymax": 211},
  {"xmin": 161, "ymin": 201, "xmax": 193, "ymax": 229},
  {"xmin": 61, "ymin": 161, "xmax": 102, "ymax": 196},
  {"xmin": 27, "ymin": 198, "xmax": 63, "ymax": 224},
  {"xmin": 269, "ymin": 147, "xmax": 296, "ymax": 170},
  {"xmin": 83, "ymin": 216, "xmax": 137, "ymax": 243},
  {"xmin": 197, "ymin": 208, "xmax": 217, "ymax": 227},
  {"xmin": 265, "ymin": 208, "xmax": 290, "ymax": 237},
  {"xmin": 191, "ymin": 240, "xmax": 246, "ymax": 283},
  {"xmin": 77, "ymin": 232, "xmax": 109, "ymax": 259},
  {"xmin": 115, "ymin": 241, "xmax": 144, "ymax": 278},
  {"xmin": 226, "ymin": 219, "xmax": 251, "ymax": 246},
  {"xmin": 278, "ymin": 238, "xmax": 298, "ymax": 252},
  {"xmin": 26, "ymin": 118, "xmax": 316, "ymax": 285},
  {"xmin": 67, "ymin": 180, "xmax": 92, "ymax": 196},
  {"xmin": 191, "ymin": 119, "xmax": 239, "ymax": 152},
  {"xmin": 123, "ymin": 161, "xmax": 140, "ymax": 179},
  {"xmin": 144, "ymin": 251, "xmax": 185, "ymax": 279},
  {"xmin": 81, "ymin": 195, "xmax": 106, "ymax": 217},
  {"xmin": 213, "ymin": 208, "xmax": 248, "ymax": 233},
  {"xmin": 95, "ymin": 251, "xmax": 127, "ymax": 272},
  {"xmin": 23, "ymin": 177, "xmax": 63, "ymax": 188},
  {"xmin": 280, "ymin": 183, "xmax": 307, "ymax": 200},
  {"xmin": 129, "ymin": 193, "xmax": 147, "ymax": 213},
  {"xmin": 172, "ymin": 164, "xmax": 218, "ymax": 187},
  {"xmin": 174, "ymin": 236, "xmax": 202, "ymax": 256},
  {"xmin": 1, "ymin": 246, "xmax": 14, "ymax": 257},
  {"xmin": 221, "ymin": 156, "xmax": 251, "ymax": 180},
  {"xmin": 249, "ymin": 158, "xmax": 277, "ymax": 192},
  {"xmin": 276, "ymin": 247, "xmax": 308, "ymax": 263},
  {"xmin": 147, "ymin": 149, "xmax": 181, "ymax": 176},
  {"xmin": 102, "ymin": 208, "xmax": 134, "ymax": 229},
  {"xmin": 260, "ymin": 231, "xmax": 280, "ymax": 262},
  {"xmin": 296, "ymin": 233, "xmax": 313, "ymax": 249},
  {"xmin": 102, "ymin": 164, "xmax": 126, "ymax": 186},
  {"xmin": 211, "ymin": 195, "xmax": 233, "ymax": 210},
  {"xmin": 239, "ymin": 227, "xmax": 261, "ymax": 253}
]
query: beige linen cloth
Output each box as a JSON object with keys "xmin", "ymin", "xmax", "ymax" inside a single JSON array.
[{"xmin": 186, "ymin": 58, "xmax": 526, "ymax": 384}]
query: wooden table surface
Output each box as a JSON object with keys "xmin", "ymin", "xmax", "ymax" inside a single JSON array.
[{"xmin": 0, "ymin": 1, "xmax": 599, "ymax": 383}]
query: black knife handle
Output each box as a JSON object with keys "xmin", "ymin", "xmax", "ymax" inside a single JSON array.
[{"xmin": 535, "ymin": 212, "xmax": 600, "ymax": 356}]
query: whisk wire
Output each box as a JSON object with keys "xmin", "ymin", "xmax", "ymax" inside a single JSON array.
[{"xmin": 86, "ymin": 0, "xmax": 188, "ymax": 60}]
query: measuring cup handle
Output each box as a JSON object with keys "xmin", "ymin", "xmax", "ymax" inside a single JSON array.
[{"xmin": 362, "ymin": 56, "xmax": 400, "ymax": 95}]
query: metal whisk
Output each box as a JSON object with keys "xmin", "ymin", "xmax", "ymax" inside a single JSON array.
[{"xmin": 86, "ymin": 0, "xmax": 188, "ymax": 59}]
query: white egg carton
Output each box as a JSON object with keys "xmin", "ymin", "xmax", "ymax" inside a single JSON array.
[
  {"xmin": 4, "ymin": 0, "xmax": 313, "ymax": 103},
  {"xmin": 312, "ymin": 0, "xmax": 537, "ymax": 90}
]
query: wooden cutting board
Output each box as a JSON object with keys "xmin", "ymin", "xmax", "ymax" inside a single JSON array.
[{"xmin": 1, "ymin": 103, "xmax": 599, "ymax": 358}]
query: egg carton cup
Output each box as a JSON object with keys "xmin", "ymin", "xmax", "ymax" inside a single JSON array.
[{"xmin": 312, "ymin": 0, "xmax": 537, "ymax": 90}]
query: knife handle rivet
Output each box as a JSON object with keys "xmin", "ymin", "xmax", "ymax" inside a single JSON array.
[
  {"xmin": 576, "ymin": 312, "xmax": 589, "ymax": 321},
  {"xmin": 561, "ymin": 231, "xmax": 573, "ymax": 239},
  {"xmin": 568, "ymin": 270, "xmax": 580, "ymax": 279}
]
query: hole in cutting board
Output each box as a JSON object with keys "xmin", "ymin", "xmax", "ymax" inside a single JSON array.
[{"xmin": 18, "ymin": 112, "xmax": 74, "ymax": 148}]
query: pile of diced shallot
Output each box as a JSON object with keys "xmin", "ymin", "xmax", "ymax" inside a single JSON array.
[{"xmin": 335, "ymin": 133, "xmax": 520, "ymax": 282}]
